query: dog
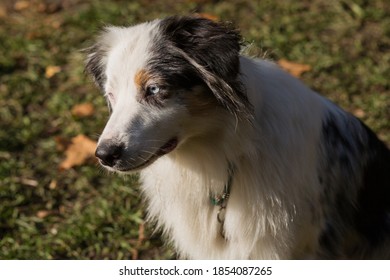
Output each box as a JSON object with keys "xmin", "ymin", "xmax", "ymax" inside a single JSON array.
[{"xmin": 85, "ymin": 15, "xmax": 390, "ymax": 259}]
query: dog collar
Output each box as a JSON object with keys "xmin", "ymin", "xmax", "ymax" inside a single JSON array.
[
  {"xmin": 210, "ymin": 162, "xmax": 235, "ymax": 238},
  {"xmin": 210, "ymin": 171, "xmax": 233, "ymax": 206}
]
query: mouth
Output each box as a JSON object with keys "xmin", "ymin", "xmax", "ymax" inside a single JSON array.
[{"xmin": 117, "ymin": 137, "xmax": 178, "ymax": 172}]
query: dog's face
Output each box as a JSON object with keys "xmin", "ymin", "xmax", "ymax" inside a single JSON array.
[{"xmin": 85, "ymin": 16, "xmax": 252, "ymax": 173}]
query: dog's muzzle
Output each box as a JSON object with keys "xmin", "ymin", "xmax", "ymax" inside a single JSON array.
[{"xmin": 95, "ymin": 138, "xmax": 178, "ymax": 172}]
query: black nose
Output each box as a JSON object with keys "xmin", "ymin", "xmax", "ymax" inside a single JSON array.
[{"xmin": 95, "ymin": 142, "xmax": 124, "ymax": 167}]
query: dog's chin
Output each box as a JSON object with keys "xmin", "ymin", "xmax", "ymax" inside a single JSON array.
[{"xmin": 103, "ymin": 137, "xmax": 178, "ymax": 174}]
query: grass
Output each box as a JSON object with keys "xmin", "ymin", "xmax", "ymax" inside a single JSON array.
[{"xmin": 0, "ymin": 0, "xmax": 389, "ymax": 259}]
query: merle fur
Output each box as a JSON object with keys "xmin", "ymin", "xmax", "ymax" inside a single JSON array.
[
  {"xmin": 318, "ymin": 110, "xmax": 390, "ymax": 258},
  {"xmin": 84, "ymin": 44, "xmax": 106, "ymax": 90},
  {"xmin": 155, "ymin": 16, "xmax": 253, "ymax": 121}
]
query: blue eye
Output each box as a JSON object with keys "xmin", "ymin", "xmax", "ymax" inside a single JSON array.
[{"xmin": 147, "ymin": 85, "xmax": 160, "ymax": 95}]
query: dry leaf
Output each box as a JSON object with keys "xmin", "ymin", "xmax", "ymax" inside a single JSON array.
[
  {"xmin": 59, "ymin": 134, "xmax": 97, "ymax": 170},
  {"xmin": 71, "ymin": 103, "xmax": 95, "ymax": 117},
  {"xmin": 45, "ymin": 65, "xmax": 61, "ymax": 78},
  {"xmin": 277, "ymin": 59, "xmax": 311, "ymax": 78},
  {"xmin": 49, "ymin": 179, "xmax": 57, "ymax": 190},
  {"xmin": 196, "ymin": 13, "xmax": 219, "ymax": 21},
  {"xmin": 14, "ymin": 1, "xmax": 30, "ymax": 11},
  {"xmin": 36, "ymin": 210, "xmax": 50, "ymax": 219},
  {"xmin": 353, "ymin": 108, "xmax": 366, "ymax": 118}
]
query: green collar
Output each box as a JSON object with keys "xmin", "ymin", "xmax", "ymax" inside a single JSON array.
[
  {"xmin": 210, "ymin": 163, "xmax": 235, "ymax": 206},
  {"xmin": 210, "ymin": 163, "xmax": 235, "ymax": 239}
]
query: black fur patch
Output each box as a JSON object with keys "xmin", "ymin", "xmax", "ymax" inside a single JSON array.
[
  {"xmin": 155, "ymin": 15, "xmax": 253, "ymax": 121},
  {"xmin": 318, "ymin": 222, "xmax": 339, "ymax": 255},
  {"xmin": 147, "ymin": 44, "xmax": 204, "ymax": 90},
  {"xmin": 159, "ymin": 16, "xmax": 242, "ymax": 81},
  {"xmin": 318, "ymin": 110, "xmax": 390, "ymax": 258},
  {"xmin": 354, "ymin": 121, "xmax": 390, "ymax": 245}
]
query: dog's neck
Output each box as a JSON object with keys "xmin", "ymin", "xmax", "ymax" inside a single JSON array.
[
  {"xmin": 209, "ymin": 162, "xmax": 235, "ymax": 206},
  {"xmin": 209, "ymin": 162, "xmax": 235, "ymax": 238}
]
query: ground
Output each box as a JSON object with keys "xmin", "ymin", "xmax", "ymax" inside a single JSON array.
[{"xmin": 0, "ymin": 0, "xmax": 388, "ymax": 259}]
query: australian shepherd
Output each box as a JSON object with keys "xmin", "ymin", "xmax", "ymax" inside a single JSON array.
[{"xmin": 85, "ymin": 15, "xmax": 390, "ymax": 259}]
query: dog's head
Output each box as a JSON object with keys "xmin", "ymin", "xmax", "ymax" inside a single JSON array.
[{"xmin": 85, "ymin": 15, "xmax": 252, "ymax": 172}]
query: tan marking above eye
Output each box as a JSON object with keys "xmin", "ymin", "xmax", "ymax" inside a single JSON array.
[{"xmin": 134, "ymin": 69, "xmax": 151, "ymax": 88}]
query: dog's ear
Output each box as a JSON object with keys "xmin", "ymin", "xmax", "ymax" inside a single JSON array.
[
  {"xmin": 160, "ymin": 16, "xmax": 241, "ymax": 81},
  {"xmin": 84, "ymin": 36, "xmax": 109, "ymax": 91},
  {"xmin": 160, "ymin": 16, "xmax": 253, "ymax": 122}
]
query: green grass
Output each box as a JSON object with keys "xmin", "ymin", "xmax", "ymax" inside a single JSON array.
[{"xmin": 0, "ymin": 0, "xmax": 389, "ymax": 259}]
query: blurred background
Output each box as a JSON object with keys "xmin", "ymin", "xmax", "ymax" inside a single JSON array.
[{"xmin": 0, "ymin": 0, "xmax": 389, "ymax": 259}]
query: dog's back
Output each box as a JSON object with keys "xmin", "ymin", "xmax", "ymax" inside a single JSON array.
[
  {"xmin": 317, "ymin": 108, "xmax": 390, "ymax": 258},
  {"xmin": 241, "ymin": 58, "xmax": 390, "ymax": 258}
]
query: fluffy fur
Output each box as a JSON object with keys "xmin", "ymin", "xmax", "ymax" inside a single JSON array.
[{"xmin": 85, "ymin": 15, "xmax": 390, "ymax": 259}]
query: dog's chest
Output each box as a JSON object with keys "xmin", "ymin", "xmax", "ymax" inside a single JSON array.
[
  {"xmin": 140, "ymin": 162, "xmax": 227, "ymax": 256},
  {"xmin": 139, "ymin": 158, "xmax": 285, "ymax": 259}
]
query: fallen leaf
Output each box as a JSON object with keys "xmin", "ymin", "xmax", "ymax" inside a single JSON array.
[
  {"xmin": 277, "ymin": 59, "xmax": 311, "ymax": 78},
  {"xmin": 353, "ymin": 108, "xmax": 366, "ymax": 118},
  {"xmin": 196, "ymin": 13, "xmax": 219, "ymax": 21},
  {"xmin": 45, "ymin": 65, "xmax": 61, "ymax": 78},
  {"xmin": 49, "ymin": 179, "xmax": 57, "ymax": 190},
  {"xmin": 71, "ymin": 103, "xmax": 95, "ymax": 117},
  {"xmin": 36, "ymin": 210, "xmax": 50, "ymax": 219},
  {"xmin": 59, "ymin": 134, "xmax": 97, "ymax": 170},
  {"xmin": 14, "ymin": 1, "xmax": 30, "ymax": 11}
]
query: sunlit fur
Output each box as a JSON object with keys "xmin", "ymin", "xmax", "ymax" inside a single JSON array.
[{"xmin": 86, "ymin": 16, "xmax": 390, "ymax": 259}]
